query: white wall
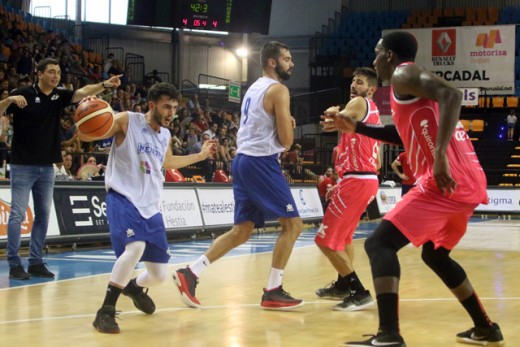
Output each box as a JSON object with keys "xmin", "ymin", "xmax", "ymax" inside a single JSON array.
[{"xmin": 109, "ymin": 38, "xmax": 173, "ymax": 76}]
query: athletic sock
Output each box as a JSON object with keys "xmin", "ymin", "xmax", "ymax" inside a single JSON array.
[
  {"xmin": 189, "ymin": 255, "xmax": 210, "ymax": 278},
  {"xmin": 102, "ymin": 284, "xmax": 123, "ymax": 307},
  {"xmin": 460, "ymin": 292, "xmax": 493, "ymax": 328},
  {"xmin": 335, "ymin": 273, "xmax": 350, "ymax": 291},
  {"xmin": 377, "ymin": 293, "xmax": 400, "ymax": 333},
  {"xmin": 345, "ymin": 271, "xmax": 366, "ymax": 292},
  {"xmin": 266, "ymin": 268, "xmax": 284, "ymax": 290}
]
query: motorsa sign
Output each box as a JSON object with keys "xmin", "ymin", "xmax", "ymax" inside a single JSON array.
[{"xmin": 53, "ymin": 186, "xmax": 109, "ymax": 235}]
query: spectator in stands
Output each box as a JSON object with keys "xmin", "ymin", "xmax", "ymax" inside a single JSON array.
[
  {"xmin": 0, "ymin": 42, "xmax": 8, "ymax": 63},
  {"xmin": 54, "ymin": 150, "xmax": 72, "ymax": 180},
  {"xmin": 61, "ymin": 74, "xmax": 74, "ymax": 90},
  {"xmin": 391, "ymin": 151, "xmax": 416, "ymax": 196},
  {"xmin": 104, "ymin": 53, "xmax": 114, "ymax": 73},
  {"xmin": 151, "ymin": 69, "xmax": 162, "ymax": 83},
  {"xmin": 16, "ymin": 47, "xmax": 34, "ymax": 78},
  {"xmin": 110, "ymin": 94, "xmax": 122, "ymax": 112},
  {"xmin": 190, "ymin": 133, "xmax": 210, "ymax": 154},
  {"xmin": 183, "ymin": 126, "xmax": 198, "ymax": 153},
  {"xmin": 62, "ymin": 152, "xmax": 75, "ymax": 179},
  {"xmin": 121, "ymin": 66, "xmax": 131, "ymax": 84},
  {"xmin": 108, "ymin": 59, "xmax": 124, "ymax": 77},
  {"xmin": 203, "ymin": 122, "xmax": 218, "ymax": 139},
  {"xmin": 187, "ymin": 93, "xmax": 200, "ymax": 112},
  {"xmin": 0, "ymin": 58, "xmax": 122, "ymax": 280},
  {"xmin": 32, "ymin": 43, "xmax": 43, "ymax": 64},
  {"xmin": 59, "ymin": 53, "xmax": 71, "ymax": 74},
  {"xmin": 8, "ymin": 21, "xmax": 23, "ymax": 39},
  {"xmin": 192, "ymin": 112, "xmax": 208, "ymax": 133},
  {"xmin": 215, "ymin": 124, "xmax": 229, "ymax": 142},
  {"xmin": 201, "ymin": 98, "xmax": 212, "ymax": 112},
  {"xmin": 6, "ymin": 66, "xmax": 18, "ymax": 88},
  {"xmin": 506, "ymin": 109, "xmax": 517, "ymax": 141},
  {"xmin": 229, "ymin": 112, "xmax": 240, "ymax": 130},
  {"xmin": 132, "ymin": 103, "xmax": 142, "ymax": 113},
  {"xmin": 228, "ymin": 146, "xmax": 236, "ymax": 159},
  {"xmin": 60, "ymin": 116, "xmax": 77, "ymax": 146},
  {"xmin": 0, "ymin": 78, "xmax": 9, "ymax": 91},
  {"xmin": 90, "ymin": 65, "xmax": 103, "ymax": 81},
  {"xmin": 217, "ymin": 137, "xmax": 232, "ymax": 165},
  {"xmin": 317, "ymin": 169, "xmax": 339, "ymax": 205}
]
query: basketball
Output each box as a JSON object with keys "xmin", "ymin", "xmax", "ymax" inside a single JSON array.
[{"xmin": 74, "ymin": 99, "xmax": 114, "ymax": 138}]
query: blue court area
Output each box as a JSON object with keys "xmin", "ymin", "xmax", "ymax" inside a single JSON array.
[{"xmin": 0, "ymin": 222, "xmax": 379, "ymax": 289}]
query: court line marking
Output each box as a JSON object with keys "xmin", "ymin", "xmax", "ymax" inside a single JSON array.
[{"xmin": 0, "ymin": 297, "xmax": 518, "ymax": 325}]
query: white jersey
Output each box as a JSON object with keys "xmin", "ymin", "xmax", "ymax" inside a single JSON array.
[
  {"xmin": 237, "ymin": 77, "xmax": 286, "ymax": 156},
  {"xmin": 105, "ymin": 112, "xmax": 170, "ymax": 218}
]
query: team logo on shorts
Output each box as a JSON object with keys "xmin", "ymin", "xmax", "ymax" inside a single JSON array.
[
  {"xmin": 126, "ymin": 228, "xmax": 135, "ymax": 238},
  {"xmin": 286, "ymin": 204, "xmax": 294, "ymax": 212}
]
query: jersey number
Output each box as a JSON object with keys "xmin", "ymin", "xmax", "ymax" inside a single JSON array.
[{"xmin": 243, "ymin": 97, "xmax": 251, "ymax": 124}]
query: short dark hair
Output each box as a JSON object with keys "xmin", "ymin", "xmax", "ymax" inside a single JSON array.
[
  {"xmin": 260, "ymin": 41, "xmax": 290, "ymax": 68},
  {"xmin": 147, "ymin": 82, "xmax": 182, "ymax": 103},
  {"xmin": 353, "ymin": 67, "xmax": 378, "ymax": 87},
  {"xmin": 37, "ymin": 58, "xmax": 59, "ymax": 73},
  {"xmin": 381, "ymin": 31, "xmax": 417, "ymax": 62}
]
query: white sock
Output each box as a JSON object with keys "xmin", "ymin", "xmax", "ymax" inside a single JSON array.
[
  {"xmin": 266, "ymin": 268, "xmax": 284, "ymax": 290},
  {"xmin": 189, "ymin": 255, "xmax": 210, "ymax": 278}
]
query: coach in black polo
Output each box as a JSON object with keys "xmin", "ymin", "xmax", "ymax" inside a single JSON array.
[{"xmin": 0, "ymin": 58, "xmax": 121, "ymax": 280}]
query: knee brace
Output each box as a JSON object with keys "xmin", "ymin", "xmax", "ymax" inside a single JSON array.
[{"xmin": 421, "ymin": 242, "xmax": 466, "ymax": 289}]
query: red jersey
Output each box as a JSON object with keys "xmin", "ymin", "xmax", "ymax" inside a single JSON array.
[
  {"xmin": 395, "ymin": 152, "xmax": 416, "ymax": 185},
  {"xmin": 335, "ymin": 98, "xmax": 381, "ymax": 176},
  {"xmin": 318, "ymin": 176, "xmax": 337, "ymax": 196},
  {"xmin": 390, "ymin": 63, "xmax": 487, "ymax": 204}
]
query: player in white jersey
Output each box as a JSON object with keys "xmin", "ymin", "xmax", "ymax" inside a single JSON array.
[
  {"xmin": 173, "ymin": 41, "xmax": 304, "ymax": 310},
  {"xmin": 314, "ymin": 68, "xmax": 380, "ymax": 311},
  {"xmin": 78, "ymin": 83, "xmax": 216, "ymax": 333}
]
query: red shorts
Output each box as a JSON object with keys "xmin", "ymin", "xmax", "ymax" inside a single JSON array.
[
  {"xmin": 315, "ymin": 175, "xmax": 378, "ymax": 251},
  {"xmin": 383, "ymin": 187, "xmax": 478, "ymax": 250}
]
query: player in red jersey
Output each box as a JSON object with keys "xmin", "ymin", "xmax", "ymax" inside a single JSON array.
[
  {"xmin": 322, "ymin": 32, "xmax": 503, "ymax": 347},
  {"xmin": 390, "ymin": 151, "xmax": 416, "ymax": 195},
  {"xmin": 314, "ymin": 68, "xmax": 380, "ymax": 311}
]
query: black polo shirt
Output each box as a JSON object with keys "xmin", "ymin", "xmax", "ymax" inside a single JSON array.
[{"xmin": 7, "ymin": 84, "xmax": 75, "ymax": 165}]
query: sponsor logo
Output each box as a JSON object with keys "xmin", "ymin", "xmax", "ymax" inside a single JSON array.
[
  {"xmin": 470, "ymin": 30, "xmax": 506, "ymax": 57},
  {"xmin": 299, "ymin": 189, "xmax": 306, "ymax": 206},
  {"xmin": 137, "ymin": 142, "xmax": 163, "ymax": 160},
  {"xmin": 51, "ymin": 94, "xmax": 59, "ymax": 101},
  {"xmin": 420, "ymin": 120, "xmax": 436, "ymax": 156},
  {"xmin": 286, "ymin": 204, "xmax": 294, "ymax": 212},
  {"xmin": 432, "ymin": 29, "xmax": 456, "ymax": 56},
  {"xmin": 455, "ymin": 129, "xmax": 469, "ymax": 141},
  {"xmin": 126, "ymin": 228, "xmax": 135, "ymax": 238},
  {"xmin": 35, "ymin": 96, "xmax": 41, "ymax": 103},
  {"xmin": 69, "ymin": 195, "xmax": 107, "ymax": 227},
  {"xmin": 0, "ymin": 199, "xmax": 34, "ymax": 236},
  {"xmin": 140, "ymin": 161, "xmax": 151, "ymax": 174}
]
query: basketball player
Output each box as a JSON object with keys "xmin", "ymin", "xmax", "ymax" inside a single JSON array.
[
  {"xmin": 314, "ymin": 68, "xmax": 380, "ymax": 311},
  {"xmin": 322, "ymin": 32, "xmax": 504, "ymax": 347},
  {"xmin": 173, "ymin": 41, "xmax": 304, "ymax": 310},
  {"xmin": 390, "ymin": 151, "xmax": 416, "ymax": 196},
  {"xmin": 78, "ymin": 83, "xmax": 216, "ymax": 334}
]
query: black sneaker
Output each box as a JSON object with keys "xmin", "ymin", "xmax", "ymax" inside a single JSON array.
[
  {"xmin": 28, "ymin": 263, "xmax": 55, "ymax": 278},
  {"xmin": 172, "ymin": 267, "xmax": 201, "ymax": 308},
  {"xmin": 456, "ymin": 322, "xmax": 505, "ymax": 346},
  {"xmin": 93, "ymin": 305, "xmax": 120, "ymax": 334},
  {"xmin": 333, "ymin": 290, "xmax": 374, "ymax": 311},
  {"xmin": 9, "ymin": 264, "xmax": 29, "ymax": 280},
  {"xmin": 261, "ymin": 286, "xmax": 304, "ymax": 310},
  {"xmin": 344, "ymin": 331, "xmax": 406, "ymax": 346},
  {"xmin": 122, "ymin": 278, "xmax": 156, "ymax": 314},
  {"xmin": 315, "ymin": 281, "xmax": 350, "ymax": 299}
]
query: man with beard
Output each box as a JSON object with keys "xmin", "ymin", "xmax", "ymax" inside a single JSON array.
[
  {"xmin": 314, "ymin": 68, "xmax": 380, "ymax": 311},
  {"xmin": 78, "ymin": 83, "xmax": 216, "ymax": 333},
  {"xmin": 173, "ymin": 41, "xmax": 304, "ymax": 310}
]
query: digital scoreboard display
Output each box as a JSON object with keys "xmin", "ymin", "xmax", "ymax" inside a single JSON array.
[{"xmin": 127, "ymin": 0, "xmax": 272, "ymax": 34}]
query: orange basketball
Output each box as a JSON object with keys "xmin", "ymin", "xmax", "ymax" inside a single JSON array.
[{"xmin": 74, "ymin": 99, "xmax": 114, "ymax": 138}]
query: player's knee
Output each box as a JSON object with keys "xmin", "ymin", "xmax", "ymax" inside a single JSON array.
[
  {"xmin": 230, "ymin": 225, "xmax": 253, "ymax": 245},
  {"xmin": 421, "ymin": 242, "xmax": 448, "ymax": 270},
  {"xmin": 150, "ymin": 271, "xmax": 167, "ymax": 284},
  {"xmin": 364, "ymin": 234, "xmax": 379, "ymax": 259}
]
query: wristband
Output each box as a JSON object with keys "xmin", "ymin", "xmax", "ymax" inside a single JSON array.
[{"xmin": 101, "ymin": 81, "xmax": 108, "ymax": 88}]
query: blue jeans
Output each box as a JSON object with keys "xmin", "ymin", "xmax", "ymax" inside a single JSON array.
[{"xmin": 6, "ymin": 165, "xmax": 55, "ymax": 267}]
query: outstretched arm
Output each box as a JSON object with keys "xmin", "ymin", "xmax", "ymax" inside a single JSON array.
[{"xmin": 163, "ymin": 139, "xmax": 218, "ymax": 170}]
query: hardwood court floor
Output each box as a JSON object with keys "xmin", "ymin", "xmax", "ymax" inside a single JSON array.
[{"xmin": 0, "ymin": 218, "xmax": 518, "ymax": 347}]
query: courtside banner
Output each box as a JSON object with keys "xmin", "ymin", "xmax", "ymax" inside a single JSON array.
[
  {"xmin": 161, "ymin": 188, "xmax": 203, "ymax": 229},
  {"xmin": 196, "ymin": 187, "xmax": 235, "ymax": 226},
  {"xmin": 375, "ymin": 187, "xmax": 402, "ymax": 215},
  {"xmin": 53, "ymin": 186, "xmax": 109, "ymax": 235},
  {"xmin": 290, "ymin": 186, "xmax": 324, "ymax": 219},
  {"xmin": 0, "ymin": 185, "xmax": 60, "ymax": 240},
  {"xmin": 383, "ymin": 25, "xmax": 515, "ymax": 94},
  {"xmin": 475, "ymin": 189, "xmax": 520, "ymax": 212}
]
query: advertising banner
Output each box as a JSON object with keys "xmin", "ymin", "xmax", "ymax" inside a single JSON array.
[
  {"xmin": 383, "ymin": 26, "xmax": 515, "ymax": 94},
  {"xmin": 0, "ymin": 186, "xmax": 60, "ymax": 240},
  {"xmin": 475, "ymin": 189, "xmax": 520, "ymax": 212},
  {"xmin": 161, "ymin": 188, "xmax": 203, "ymax": 229},
  {"xmin": 374, "ymin": 187, "xmax": 402, "ymax": 215},
  {"xmin": 196, "ymin": 187, "xmax": 235, "ymax": 226},
  {"xmin": 290, "ymin": 187, "xmax": 324, "ymax": 219}
]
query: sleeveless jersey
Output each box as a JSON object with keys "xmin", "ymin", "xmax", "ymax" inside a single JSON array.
[
  {"xmin": 390, "ymin": 63, "xmax": 487, "ymax": 204},
  {"xmin": 335, "ymin": 97, "xmax": 381, "ymax": 176},
  {"xmin": 237, "ymin": 77, "xmax": 287, "ymax": 156},
  {"xmin": 105, "ymin": 112, "xmax": 171, "ymax": 218}
]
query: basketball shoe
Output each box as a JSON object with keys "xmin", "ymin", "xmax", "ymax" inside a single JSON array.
[
  {"xmin": 260, "ymin": 286, "xmax": 303, "ymax": 309},
  {"xmin": 315, "ymin": 281, "xmax": 350, "ymax": 299},
  {"xmin": 172, "ymin": 267, "xmax": 201, "ymax": 308},
  {"xmin": 92, "ymin": 305, "xmax": 120, "ymax": 334},
  {"xmin": 456, "ymin": 323, "xmax": 505, "ymax": 346},
  {"xmin": 122, "ymin": 278, "xmax": 156, "ymax": 314},
  {"xmin": 333, "ymin": 289, "xmax": 374, "ymax": 311},
  {"xmin": 344, "ymin": 331, "xmax": 406, "ymax": 346}
]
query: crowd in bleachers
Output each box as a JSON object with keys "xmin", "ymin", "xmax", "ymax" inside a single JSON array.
[{"xmin": 0, "ymin": 4, "xmax": 243, "ymax": 182}]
